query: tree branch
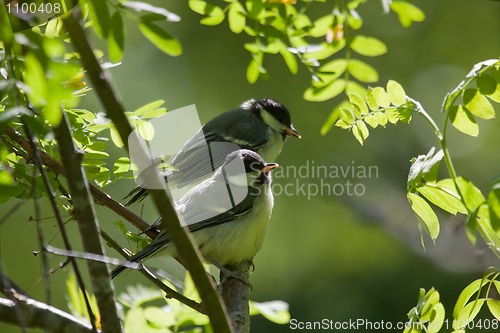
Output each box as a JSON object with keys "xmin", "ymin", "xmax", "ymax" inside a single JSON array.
[
  {"xmin": 0, "ymin": 297, "xmax": 93, "ymax": 333},
  {"xmin": 53, "ymin": 112, "xmax": 122, "ymax": 333},
  {"xmin": 62, "ymin": 8, "xmax": 233, "ymax": 333},
  {"xmin": 0, "ymin": 126, "xmax": 157, "ymax": 239},
  {"xmin": 220, "ymin": 261, "xmax": 252, "ymax": 333}
]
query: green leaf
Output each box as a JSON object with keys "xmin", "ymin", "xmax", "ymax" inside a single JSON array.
[
  {"xmin": 250, "ymin": 301, "xmax": 290, "ymax": 324},
  {"xmin": 488, "ymin": 184, "xmax": 500, "ymax": 232},
  {"xmin": 428, "ymin": 303, "xmax": 445, "ymax": 333},
  {"xmin": 357, "ymin": 120, "xmax": 369, "ymax": 142},
  {"xmin": 280, "ymin": 49, "xmax": 298, "ymax": 74},
  {"xmin": 396, "ymin": 105, "xmax": 413, "ymax": 123},
  {"xmin": 309, "ymin": 15, "xmax": 334, "ymax": 37},
  {"xmin": 246, "ymin": 55, "xmax": 261, "ymax": 84},
  {"xmin": 348, "ymin": 93, "xmax": 368, "ymax": 115},
  {"xmin": 455, "ymin": 298, "xmax": 486, "ymax": 329},
  {"xmin": 477, "ymin": 74, "xmax": 497, "ymax": 95},
  {"xmin": 408, "ymin": 147, "xmax": 444, "ymax": 188},
  {"xmin": 487, "ymin": 298, "xmax": 500, "ymax": 320},
  {"xmin": 339, "ymin": 106, "xmax": 356, "ymax": 125},
  {"xmin": 408, "ymin": 192, "xmax": 440, "ymax": 241},
  {"xmin": 189, "ymin": 0, "xmax": 225, "ymax": 25},
  {"xmin": 109, "ymin": 12, "xmax": 125, "ymax": 63},
  {"xmin": 143, "ymin": 307, "xmax": 176, "ymax": 327},
  {"xmin": 133, "ymin": 100, "xmax": 165, "ymax": 117},
  {"xmin": 188, "ymin": 0, "xmax": 207, "ymax": 14},
  {"xmin": 390, "ymin": 0, "xmax": 425, "ymax": 27},
  {"xmin": 200, "ymin": 14, "xmax": 225, "ymax": 26},
  {"xmin": 110, "ymin": 126, "xmax": 124, "ymax": 148},
  {"xmin": 114, "ymin": 157, "xmax": 133, "ymax": 177},
  {"xmin": 87, "ymin": 0, "xmax": 110, "ymax": 38},
  {"xmin": 370, "ymin": 87, "xmax": 390, "ymax": 108},
  {"xmin": 463, "ymin": 88, "xmax": 495, "ymax": 120},
  {"xmin": 350, "ymin": 36, "xmax": 387, "ymax": 57},
  {"xmin": 318, "ymin": 59, "xmax": 348, "ymax": 82},
  {"xmin": 345, "ymin": 81, "xmax": 368, "ymax": 99},
  {"xmin": 449, "ymin": 105, "xmax": 479, "ymax": 137},
  {"xmin": 304, "ymin": 79, "xmax": 346, "ymax": 102},
  {"xmin": 347, "ymin": 9, "xmax": 363, "ymax": 30},
  {"xmin": 347, "ymin": 59, "xmax": 379, "ymax": 83},
  {"xmin": 321, "ymin": 101, "xmax": 349, "ymax": 135},
  {"xmin": 139, "ymin": 21, "xmax": 182, "ymax": 56},
  {"xmin": 303, "ymin": 41, "xmax": 346, "ymax": 61},
  {"xmin": 417, "ymin": 184, "xmax": 467, "ymax": 215},
  {"xmin": 387, "ymin": 80, "xmax": 407, "ymax": 106},
  {"xmin": 373, "ymin": 111, "xmax": 388, "ymax": 127},
  {"xmin": 23, "ymin": 53, "xmax": 47, "ymax": 107},
  {"xmin": 456, "ymin": 177, "xmax": 485, "ymax": 212},
  {"xmin": 228, "ymin": 1, "xmax": 246, "ymax": 34}
]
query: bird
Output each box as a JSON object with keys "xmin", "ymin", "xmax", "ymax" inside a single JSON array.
[
  {"xmin": 125, "ymin": 98, "xmax": 300, "ymax": 205},
  {"xmin": 112, "ymin": 149, "xmax": 279, "ymax": 278}
]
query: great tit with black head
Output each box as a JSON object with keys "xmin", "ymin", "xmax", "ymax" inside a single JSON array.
[
  {"xmin": 125, "ymin": 98, "xmax": 299, "ymax": 205},
  {"xmin": 112, "ymin": 149, "xmax": 279, "ymax": 278}
]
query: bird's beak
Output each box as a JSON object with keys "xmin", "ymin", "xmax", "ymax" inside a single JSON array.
[
  {"xmin": 284, "ymin": 125, "xmax": 302, "ymax": 139},
  {"xmin": 261, "ymin": 163, "xmax": 279, "ymax": 173}
]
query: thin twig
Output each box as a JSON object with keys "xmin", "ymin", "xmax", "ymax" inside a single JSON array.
[
  {"xmin": 23, "ymin": 120, "xmax": 98, "ymax": 332},
  {"xmin": 1, "ymin": 126, "xmax": 157, "ymax": 239},
  {"xmin": 0, "ymin": 297, "xmax": 93, "ymax": 333},
  {"xmin": 100, "ymin": 230, "xmax": 203, "ymax": 313}
]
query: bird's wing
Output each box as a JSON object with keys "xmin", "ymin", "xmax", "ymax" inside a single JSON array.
[
  {"xmin": 171, "ymin": 110, "xmax": 269, "ymax": 187},
  {"xmin": 112, "ymin": 183, "xmax": 258, "ymax": 278}
]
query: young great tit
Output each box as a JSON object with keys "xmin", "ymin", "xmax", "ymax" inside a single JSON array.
[
  {"xmin": 125, "ymin": 98, "xmax": 299, "ymax": 205},
  {"xmin": 112, "ymin": 149, "xmax": 279, "ymax": 278}
]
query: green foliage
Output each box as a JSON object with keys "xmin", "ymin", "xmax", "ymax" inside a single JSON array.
[
  {"xmin": 82, "ymin": 0, "xmax": 182, "ymax": 58},
  {"xmin": 186, "ymin": 0, "xmax": 424, "ymax": 131},
  {"xmin": 404, "ymin": 288, "xmax": 445, "ymax": 333},
  {"xmin": 335, "ymin": 80, "xmax": 413, "ymax": 145},
  {"xmin": 66, "ymin": 271, "xmax": 290, "ymax": 332},
  {"xmin": 332, "ymin": 58, "xmax": 500, "ymax": 331}
]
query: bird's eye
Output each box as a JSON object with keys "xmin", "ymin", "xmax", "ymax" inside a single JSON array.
[{"xmin": 249, "ymin": 161, "xmax": 261, "ymax": 172}]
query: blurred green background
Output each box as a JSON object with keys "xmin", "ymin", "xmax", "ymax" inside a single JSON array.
[{"xmin": 1, "ymin": 0, "xmax": 500, "ymax": 332}]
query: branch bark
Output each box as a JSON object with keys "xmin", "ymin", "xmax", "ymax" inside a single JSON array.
[
  {"xmin": 0, "ymin": 297, "xmax": 93, "ymax": 333},
  {"xmin": 220, "ymin": 261, "xmax": 252, "ymax": 333},
  {"xmin": 54, "ymin": 112, "xmax": 122, "ymax": 333}
]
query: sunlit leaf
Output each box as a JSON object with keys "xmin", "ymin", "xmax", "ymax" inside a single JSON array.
[
  {"xmin": 139, "ymin": 20, "xmax": 182, "ymax": 56},
  {"xmin": 250, "ymin": 301, "xmax": 290, "ymax": 324},
  {"xmin": 449, "ymin": 105, "xmax": 478, "ymax": 137},
  {"xmin": 455, "ymin": 177, "xmax": 485, "ymax": 212},
  {"xmin": 408, "ymin": 192, "xmax": 440, "ymax": 241},
  {"xmin": 87, "ymin": 0, "xmax": 110, "ymax": 38},
  {"xmin": 390, "ymin": 0, "xmax": 425, "ymax": 27},
  {"xmin": 417, "ymin": 183, "xmax": 467, "ymax": 215},
  {"xmin": 350, "ymin": 35, "xmax": 387, "ymax": 56},
  {"xmin": 303, "ymin": 79, "xmax": 346, "ymax": 102},
  {"xmin": 280, "ymin": 49, "xmax": 298, "ymax": 74},
  {"xmin": 228, "ymin": 1, "xmax": 246, "ymax": 33},
  {"xmin": 387, "ymin": 80, "xmax": 407, "ymax": 106},
  {"xmin": 347, "ymin": 59, "xmax": 378, "ymax": 83},
  {"xmin": 463, "ymin": 88, "xmax": 495, "ymax": 120},
  {"xmin": 109, "ymin": 12, "xmax": 125, "ymax": 63},
  {"xmin": 487, "ymin": 299, "xmax": 500, "ymax": 321},
  {"xmin": 455, "ymin": 298, "xmax": 486, "ymax": 329}
]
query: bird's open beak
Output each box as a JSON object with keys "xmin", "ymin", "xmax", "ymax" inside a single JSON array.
[
  {"xmin": 284, "ymin": 125, "xmax": 302, "ymax": 139},
  {"xmin": 261, "ymin": 163, "xmax": 279, "ymax": 173}
]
